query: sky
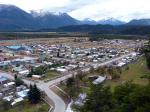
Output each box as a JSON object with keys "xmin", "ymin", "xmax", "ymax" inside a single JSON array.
[{"xmin": 0, "ymin": 0, "xmax": 150, "ymax": 22}]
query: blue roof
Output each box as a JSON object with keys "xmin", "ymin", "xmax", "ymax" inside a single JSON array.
[
  {"xmin": 7, "ymin": 46, "xmax": 22, "ymax": 50},
  {"xmin": 0, "ymin": 76, "xmax": 8, "ymax": 82}
]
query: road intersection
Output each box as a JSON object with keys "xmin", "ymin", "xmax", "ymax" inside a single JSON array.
[{"xmin": 0, "ymin": 52, "xmax": 135, "ymax": 112}]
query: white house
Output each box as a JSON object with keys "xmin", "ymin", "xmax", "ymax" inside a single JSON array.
[
  {"xmin": 16, "ymin": 89, "xmax": 29, "ymax": 98},
  {"xmin": 4, "ymin": 82, "xmax": 15, "ymax": 88},
  {"xmin": 19, "ymin": 70, "xmax": 29, "ymax": 76},
  {"xmin": 93, "ymin": 76, "xmax": 106, "ymax": 85},
  {"xmin": 11, "ymin": 97, "xmax": 24, "ymax": 106}
]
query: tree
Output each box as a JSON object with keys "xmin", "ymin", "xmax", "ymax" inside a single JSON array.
[
  {"xmin": 66, "ymin": 77, "xmax": 75, "ymax": 87},
  {"xmin": 107, "ymin": 67, "xmax": 120, "ymax": 79},
  {"xmin": 57, "ymin": 52, "xmax": 60, "ymax": 57},
  {"xmin": 77, "ymin": 72, "xmax": 84, "ymax": 81},
  {"xmin": 90, "ymin": 67, "xmax": 95, "ymax": 73},
  {"xmin": 141, "ymin": 40, "xmax": 150, "ymax": 84},
  {"xmin": 14, "ymin": 75, "xmax": 24, "ymax": 86},
  {"xmin": 141, "ymin": 74, "xmax": 150, "ymax": 84},
  {"xmin": 116, "ymin": 67, "xmax": 122, "ymax": 74},
  {"xmin": 97, "ymin": 67, "xmax": 106, "ymax": 75},
  {"xmin": 107, "ymin": 67, "xmax": 114, "ymax": 76},
  {"xmin": 65, "ymin": 77, "xmax": 81, "ymax": 98},
  {"xmin": 2, "ymin": 101, "xmax": 10, "ymax": 110},
  {"xmin": 113, "ymin": 82, "xmax": 150, "ymax": 112},
  {"xmin": 32, "ymin": 84, "xmax": 41, "ymax": 103},
  {"xmin": 142, "ymin": 39, "xmax": 150, "ymax": 69},
  {"xmin": 111, "ymin": 68, "xmax": 120, "ymax": 79},
  {"xmin": 27, "ymin": 73, "xmax": 32, "ymax": 77},
  {"xmin": 80, "ymin": 82, "xmax": 150, "ymax": 112},
  {"xmin": 128, "ymin": 85, "xmax": 150, "ymax": 112},
  {"xmin": 27, "ymin": 68, "xmax": 34, "ymax": 77},
  {"xmin": 114, "ymin": 82, "xmax": 136, "ymax": 104},
  {"xmin": 66, "ymin": 77, "xmax": 76, "ymax": 98},
  {"xmin": 14, "ymin": 74, "xmax": 17, "ymax": 79},
  {"xmin": 15, "ymin": 78, "xmax": 24, "ymax": 86},
  {"xmin": 28, "ymin": 84, "xmax": 33, "ymax": 102},
  {"xmin": 28, "ymin": 84, "xmax": 41, "ymax": 104},
  {"xmin": 81, "ymin": 84, "xmax": 113, "ymax": 112}
]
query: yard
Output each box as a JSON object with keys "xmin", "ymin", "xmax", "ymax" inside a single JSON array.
[
  {"xmin": 59, "ymin": 57, "xmax": 150, "ymax": 96},
  {"xmin": 106, "ymin": 57, "xmax": 149, "ymax": 90},
  {"xmin": 0, "ymin": 99, "xmax": 49, "ymax": 112},
  {"xmin": 41, "ymin": 70, "xmax": 60, "ymax": 81}
]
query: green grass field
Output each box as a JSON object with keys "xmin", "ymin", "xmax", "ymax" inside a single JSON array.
[
  {"xmin": 106, "ymin": 57, "xmax": 149, "ymax": 89},
  {"xmin": 58, "ymin": 57, "xmax": 150, "ymax": 98},
  {"xmin": 41, "ymin": 70, "xmax": 59, "ymax": 81},
  {"xmin": 0, "ymin": 100, "xmax": 49, "ymax": 112}
]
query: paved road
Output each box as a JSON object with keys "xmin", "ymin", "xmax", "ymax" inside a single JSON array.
[
  {"xmin": 0, "ymin": 52, "xmax": 135, "ymax": 112},
  {"xmin": 38, "ymin": 83, "xmax": 66, "ymax": 112},
  {"xmin": 45, "ymin": 52, "xmax": 135, "ymax": 86},
  {"xmin": 0, "ymin": 71, "xmax": 66, "ymax": 112}
]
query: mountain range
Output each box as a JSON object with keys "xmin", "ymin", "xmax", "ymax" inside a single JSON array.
[
  {"xmin": 81, "ymin": 18, "xmax": 125, "ymax": 25},
  {"xmin": 0, "ymin": 4, "xmax": 150, "ymax": 31},
  {"xmin": 0, "ymin": 4, "xmax": 78, "ymax": 31}
]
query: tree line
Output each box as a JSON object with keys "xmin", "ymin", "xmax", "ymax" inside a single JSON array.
[
  {"xmin": 78, "ymin": 82, "xmax": 150, "ymax": 112},
  {"xmin": 77, "ymin": 39, "xmax": 150, "ymax": 112}
]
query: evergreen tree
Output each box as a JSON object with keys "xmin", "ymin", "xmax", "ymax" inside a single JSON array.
[
  {"xmin": 15, "ymin": 78, "xmax": 24, "ymax": 86},
  {"xmin": 142, "ymin": 39, "xmax": 150, "ymax": 69},
  {"xmin": 14, "ymin": 75, "xmax": 24, "ymax": 86},
  {"xmin": 28, "ymin": 84, "xmax": 41, "ymax": 104},
  {"xmin": 14, "ymin": 74, "xmax": 17, "ymax": 79},
  {"xmin": 81, "ymin": 84, "xmax": 113, "ymax": 112},
  {"xmin": 32, "ymin": 84, "xmax": 41, "ymax": 103},
  {"xmin": 79, "ymin": 82, "xmax": 150, "ymax": 112},
  {"xmin": 28, "ymin": 84, "xmax": 33, "ymax": 102}
]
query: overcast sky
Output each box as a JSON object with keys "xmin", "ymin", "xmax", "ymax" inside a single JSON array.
[{"xmin": 0, "ymin": 0, "xmax": 150, "ymax": 22}]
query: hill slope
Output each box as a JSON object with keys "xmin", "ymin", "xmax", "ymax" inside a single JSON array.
[{"xmin": 0, "ymin": 4, "xmax": 78, "ymax": 30}]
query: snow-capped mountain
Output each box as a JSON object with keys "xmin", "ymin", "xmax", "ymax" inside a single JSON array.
[
  {"xmin": 97, "ymin": 18, "xmax": 126, "ymax": 25},
  {"xmin": 81, "ymin": 18, "xmax": 126, "ymax": 25},
  {"xmin": 0, "ymin": 4, "xmax": 78, "ymax": 30},
  {"xmin": 127, "ymin": 19, "xmax": 150, "ymax": 26}
]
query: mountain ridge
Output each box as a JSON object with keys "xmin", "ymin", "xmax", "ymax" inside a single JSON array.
[
  {"xmin": 0, "ymin": 4, "xmax": 150, "ymax": 31},
  {"xmin": 0, "ymin": 4, "xmax": 78, "ymax": 30}
]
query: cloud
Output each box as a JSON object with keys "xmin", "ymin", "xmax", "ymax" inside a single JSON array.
[
  {"xmin": 0, "ymin": 0, "xmax": 150, "ymax": 21},
  {"xmin": 0, "ymin": 0, "xmax": 70, "ymax": 11},
  {"xmin": 45, "ymin": 0, "xmax": 101, "ymax": 12},
  {"xmin": 69, "ymin": 0, "xmax": 150, "ymax": 21}
]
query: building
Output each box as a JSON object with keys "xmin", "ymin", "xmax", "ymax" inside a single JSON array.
[{"xmin": 0, "ymin": 76, "xmax": 8, "ymax": 84}]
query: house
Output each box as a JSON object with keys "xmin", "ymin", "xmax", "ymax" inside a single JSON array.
[
  {"xmin": 12, "ymin": 65, "xmax": 24, "ymax": 72},
  {"xmin": 16, "ymin": 85, "xmax": 27, "ymax": 92},
  {"xmin": 93, "ymin": 76, "xmax": 106, "ymax": 85},
  {"xmin": 32, "ymin": 75, "xmax": 42, "ymax": 79},
  {"xmin": 4, "ymin": 82, "xmax": 15, "ymax": 88},
  {"xmin": 56, "ymin": 68, "xmax": 67, "ymax": 73},
  {"xmin": 0, "ymin": 93, "xmax": 3, "ymax": 98},
  {"xmin": 117, "ymin": 62, "xmax": 126, "ymax": 67},
  {"xmin": 43, "ymin": 61, "xmax": 53, "ymax": 65},
  {"xmin": 1, "ymin": 87, "xmax": 10, "ymax": 94},
  {"xmin": 74, "ymin": 93, "xmax": 87, "ymax": 106},
  {"xmin": 66, "ymin": 64, "xmax": 77, "ymax": 70},
  {"xmin": 3, "ymin": 95, "xmax": 13, "ymax": 101},
  {"xmin": 11, "ymin": 97, "xmax": 24, "ymax": 106},
  {"xmin": 16, "ymin": 89, "xmax": 29, "ymax": 98},
  {"xmin": 0, "ymin": 76, "xmax": 8, "ymax": 84},
  {"xmin": 19, "ymin": 70, "xmax": 29, "ymax": 76},
  {"xmin": 81, "ymin": 67, "xmax": 90, "ymax": 73},
  {"xmin": 0, "ymin": 61, "xmax": 10, "ymax": 68},
  {"xmin": 6, "ymin": 46, "xmax": 25, "ymax": 51}
]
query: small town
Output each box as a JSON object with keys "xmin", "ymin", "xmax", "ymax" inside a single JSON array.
[
  {"xmin": 0, "ymin": 0, "xmax": 150, "ymax": 112},
  {"xmin": 0, "ymin": 37, "xmax": 149, "ymax": 112}
]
